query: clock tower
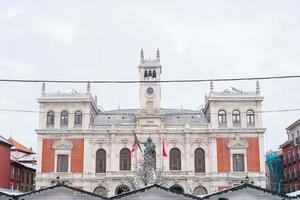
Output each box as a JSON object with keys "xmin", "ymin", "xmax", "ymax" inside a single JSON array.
[{"xmin": 138, "ymin": 49, "xmax": 162, "ymax": 115}]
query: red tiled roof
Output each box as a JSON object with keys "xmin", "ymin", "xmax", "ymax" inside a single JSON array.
[
  {"xmin": 7, "ymin": 138, "xmax": 34, "ymax": 154},
  {"xmin": 0, "ymin": 135, "xmax": 12, "ymax": 147}
]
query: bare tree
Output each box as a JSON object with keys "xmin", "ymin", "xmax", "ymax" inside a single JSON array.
[{"xmin": 126, "ymin": 146, "xmax": 166, "ymax": 190}]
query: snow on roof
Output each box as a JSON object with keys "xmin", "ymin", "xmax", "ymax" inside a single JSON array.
[
  {"xmin": 286, "ymin": 190, "xmax": 300, "ymax": 197},
  {"xmin": 0, "ymin": 188, "xmax": 24, "ymax": 195}
]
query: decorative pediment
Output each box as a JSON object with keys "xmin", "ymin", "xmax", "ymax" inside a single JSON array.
[
  {"xmin": 227, "ymin": 135, "xmax": 249, "ymax": 149},
  {"xmin": 53, "ymin": 138, "xmax": 73, "ymax": 150}
]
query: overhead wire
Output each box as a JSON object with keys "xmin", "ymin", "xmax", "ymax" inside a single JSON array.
[{"xmin": 0, "ymin": 74, "xmax": 299, "ymax": 84}]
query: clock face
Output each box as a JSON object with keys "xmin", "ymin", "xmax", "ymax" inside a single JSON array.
[{"xmin": 146, "ymin": 87, "xmax": 154, "ymax": 95}]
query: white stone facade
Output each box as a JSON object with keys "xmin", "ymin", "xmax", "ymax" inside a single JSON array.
[{"xmin": 35, "ymin": 50, "xmax": 266, "ymax": 197}]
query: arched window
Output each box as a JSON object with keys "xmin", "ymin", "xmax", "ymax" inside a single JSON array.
[
  {"xmin": 246, "ymin": 110, "xmax": 255, "ymax": 126},
  {"xmin": 144, "ymin": 70, "xmax": 148, "ymax": 78},
  {"xmin": 60, "ymin": 111, "xmax": 68, "ymax": 127},
  {"xmin": 170, "ymin": 185, "xmax": 184, "ymax": 193},
  {"xmin": 120, "ymin": 148, "xmax": 131, "ymax": 170},
  {"xmin": 94, "ymin": 186, "xmax": 108, "ymax": 197},
  {"xmin": 74, "ymin": 111, "xmax": 82, "ymax": 126},
  {"xmin": 115, "ymin": 184, "xmax": 130, "ymax": 195},
  {"xmin": 218, "ymin": 110, "xmax": 227, "ymax": 126},
  {"xmin": 169, "ymin": 148, "xmax": 181, "ymax": 170},
  {"xmin": 148, "ymin": 70, "xmax": 152, "ymax": 77},
  {"xmin": 232, "ymin": 110, "xmax": 241, "ymax": 126},
  {"xmin": 195, "ymin": 148, "xmax": 205, "ymax": 173},
  {"xmin": 46, "ymin": 111, "xmax": 55, "ymax": 127},
  {"xmin": 193, "ymin": 186, "xmax": 208, "ymax": 196},
  {"xmin": 96, "ymin": 149, "xmax": 106, "ymax": 173}
]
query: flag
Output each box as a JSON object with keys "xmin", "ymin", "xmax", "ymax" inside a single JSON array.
[
  {"xmin": 162, "ymin": 139, "xmax": 167, "ymax": 157},
  {"xmin": 131, "ymin": 139, "xmax": 137, "ymax": 153},
  {"xmin": 131, "ymin": 132, "xmax": 143, "ymax": 154}
]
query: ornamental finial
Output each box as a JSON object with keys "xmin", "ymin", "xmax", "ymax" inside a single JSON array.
[
  {"xmin": 210, "ymin": 81, "xmax": 214, "ymax": 93},
  {"xmin": 156, "ymin": 48, "xmax": 160, "ymax": 61},
  {"xmin": 140, "ymin": 49, "xmax": 144, "ymax": 62},
  {"xmin": 87, "ymin": 81, "xmax": 90, "ymax": 94},
  {"xmin": 256, "ymin": 80, "xmax": 260, "ymax": 94},
  {"xmin": 41, "ymin": 82, "xmax": 46, "ymax": 96}
]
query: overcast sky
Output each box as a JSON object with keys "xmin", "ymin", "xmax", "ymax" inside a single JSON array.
[{"xmin": 0, "ymin": 0, "xmax": 300, "ymax": 152}]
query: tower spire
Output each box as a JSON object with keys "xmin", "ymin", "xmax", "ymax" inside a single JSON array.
[
  {"xmin": 87, "ymin": 81, "xmax": 90, "ymax": 94},
  {"xmin": 156, "ymin": 49, "xmax": 160, "ymax": 61},
  {"xmin": 140, "ymin": 49, "xmax": 144, "ymax": 62},
  {"xmin": 210, "ymin": 81, "xmax": 214, "ymax": 93},
  {"xmin": 256, "ymin": 80, "xmax": 260, "ymax": 94},
  {"xmin": 41, "ymin": 82, "xmax": 46, "ymax": 96}
]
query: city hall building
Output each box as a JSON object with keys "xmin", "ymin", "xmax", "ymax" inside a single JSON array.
[{"xmin": 35, "ymin": 50, "xmax": 266, "ymax": 197}]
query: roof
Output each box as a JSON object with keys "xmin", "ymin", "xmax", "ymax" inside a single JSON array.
[
  {"xmin": 201, "ymin": 183, "xmax": 289, "ymax": 199},
  {"xmin": 0, "ymin": 135, "xmax": 12, "ymax": 147},
  {"xmin": 280, "ymin": 140, "xmax": 292, "ymax": 148},
  {"xmin": 7, "ymin": 138, "xmax": 34, "ymax": 154},
  {"xmin": 0, "ymin": 188, "xmax": 23, "ymax": 196},
  {"xmin": 287, "ymin": 190, "xmax": 300, "ymax": 197},
  {"xmin": 286, "ymin": 118, "xmax": 300, "ymax": 131},
  {"xmin": 17, "ymin": 183, "xmax": 106, "ymax": 199},
  {"xmin": 93, "ymin": 108, "xmax": 208, "ymax": 127},
  {"xmin": 109, "ymin": 184, "xmax": 199, "ymax": 200}
]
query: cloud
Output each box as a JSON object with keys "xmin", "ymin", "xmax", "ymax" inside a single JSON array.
[
  {"xmin": 33, "ymin": 17, "xmax": 81, "ymax": 45},
  {"xmin": 0, "ymin": 7, "xmax": 26, "ymax": 21},
  {"xmin": 0, "ymin": 57, "xmax": 38, "ymax": 78}
]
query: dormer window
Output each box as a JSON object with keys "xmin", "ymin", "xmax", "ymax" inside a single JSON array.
[
  {"xmin": 60, "ymin": 111, "xmax": 68, "ymax": 127},
  {"xmin": 218, "ymin": 110, "xmax": 227, "ymax": 127},
  {"xmin": 246, "ymin": 110, "xmax": 255, "ymax": 126},
  {"xmin": 74, "ymin": 111, "xmax": 82, "ymax": 126},
  {"xmin": 46, "ymin": 111, "xmax": 55, "ymax": 127}
]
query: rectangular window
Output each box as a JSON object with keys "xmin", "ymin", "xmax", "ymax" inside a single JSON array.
[
  {"xmin": 10, "ymin": 167, "xmax": 14, "ymax": 179},
  {"xmin": 233, "ymin": 154, "xmax": 245, "ymax": 172},
  {"xmin": 57, "ymin": 155, "xmax": 69, "ymax": 172}
]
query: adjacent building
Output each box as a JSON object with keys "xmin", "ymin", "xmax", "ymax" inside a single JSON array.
[
  {"xmin": 35, "ymin": 50, "xmax": 266, "ymax": 197},
  {"xmin": 0, "ymin": 136, "xmax": 12, "ymax": 189},
  {"xmin": 0, "ymin": 135, "xmax": 36, "ymax": 192},
  {"xmin": 265, "ymin": 150, "xmax": 283, "ymax": 193},
  {"xmin": 280, "ymin": 119, "xmax": 300, "ymax": 193}
]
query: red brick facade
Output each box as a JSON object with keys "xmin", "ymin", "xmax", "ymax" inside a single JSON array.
[
  {"xmin": 41, "ymin": 138, "xmax": 84, "ymax": 173},
  {"xmin": 0, "ymin": 141, "xmax": 12, "ymax": 188},
  {"xmin": 281, "ymin": 141, "xmax": 300, "ymax": 193},
  {"xmin": 217, "ymin": 137, "xmax": 260, "ymax": 173}
]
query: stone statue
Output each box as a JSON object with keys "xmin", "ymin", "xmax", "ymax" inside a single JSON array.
[{"xmin": 140, "ymin": 137, "xmax": 156, "ymax": 155}]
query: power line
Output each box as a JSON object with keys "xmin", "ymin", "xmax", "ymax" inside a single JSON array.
[
  {"xmin": 0, "ymin": 108, "xmax": 300, "ymax": 115},
  {"xmin": 0, "ymin": 75, "xmax": 300, "ymax": 84}
]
